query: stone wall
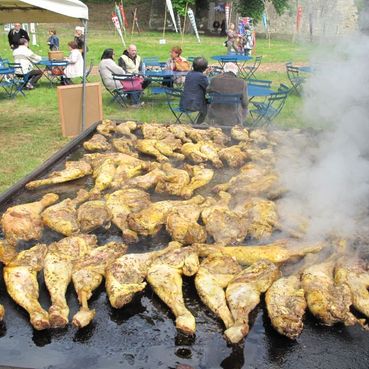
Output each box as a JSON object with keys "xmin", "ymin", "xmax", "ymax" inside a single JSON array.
[
  {"xmin": 148, "ymin": 0, "xmax": 359, "ymax": 39},
  {"xmin": 255, "ymin": 0, "xmax": 359, "ymax": 40}
]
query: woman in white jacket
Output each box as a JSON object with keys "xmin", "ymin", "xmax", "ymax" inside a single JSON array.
[{"xmin": 62, "ymin": 41, "xmax": 83, "ymax": 85}]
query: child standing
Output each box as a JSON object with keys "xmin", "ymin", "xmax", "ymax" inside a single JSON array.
[{"xmin": 47, "ymin": 29, "xmax": 59, "ymax": 51}]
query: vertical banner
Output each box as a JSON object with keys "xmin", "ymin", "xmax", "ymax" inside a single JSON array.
[
  {"xmin": 187, "ymin": 8, "xmax": 200, "ymax": 43},
  {"xmin": 296, "ymin": 4, "xmax": 303, "ymax": 32},
  {"xmin": 115, "ymin": 3, "xmax": 125, "ymax": 32},
  {"xmin": 177, "ymin": 12, "xmax": 182, "ymax": 34},
  {"xmin": 166, "ymin": 0, "xmax": 178, "ymax": 32},
  {"xmin": 112, "ymin": 12, "xmax": 126, "ymax": 47},
  {"xmin": 262, "ymin": 12, "xmax": 268, "ymax": 32},
  {"xmin": 225, "ymin": 3, "xmax": 230, "ymax": 29},
  {"xmin": 119, "ymin": 1, "xmax": 129, "ymax": 29}
]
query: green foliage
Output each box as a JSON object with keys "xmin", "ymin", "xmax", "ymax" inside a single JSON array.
[
  {"xmin": 172, "ymin": 0, "xmax": 196, "ymax": 16},
  {"xmin": 237, "ymin": 0, "xmax": 289, "ymax": 22}
]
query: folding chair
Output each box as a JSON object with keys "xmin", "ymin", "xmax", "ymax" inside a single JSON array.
[
  {"xmin": 165, "ymin": 88, "xmax": 200, "ymax": 124},
  {"xmin": 247, "ymin": 78, "xmax": 272, "ymax": 89},
  {"xmin": 243, "ymin": 56, "xmax": 263, "ymax": 80},
  {"xmin": 286, "ymin": 62, "xmax": 305, "ymax": 96},
  {"xmin": 249, "ymin": 84, "xmax": 289, "ymax": 126},
  {"xmin": 207, "ymin": 92, "xmax": 244, "ymax": 127},
  {"xmin": 81, "ymin": 60, "xmax": 94, "ymax": 82},
  {"xmin": 112, "ymin": 73, "xmax": 143, "ymax": 107},
  {"xmin": 208, "ymin": 65, "xmax": 223, "ymax": 77},
  {"xmin": 147, "ymin": 75, "xmax": 169, "ymax": 95},
  {"xmin": 7, "ymin": 62, "xmax": 30, "ymax": 97}
]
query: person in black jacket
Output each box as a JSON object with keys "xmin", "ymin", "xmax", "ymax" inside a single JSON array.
[
  {"xmin": 180, "ymin": 57, "xmax": 209, "ymax": 124},
  {"xmin": 8, "ymin": 23, "xmax": 30, "ymax": 50}
]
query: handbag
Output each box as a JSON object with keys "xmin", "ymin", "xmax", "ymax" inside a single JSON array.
[
  {"xmin": 174, "ymin": 59, "xmax": 191, "ymax": 72},
  {"xmin": 121, "ymin": 76, "xmax": 143, "ymax": 91}
]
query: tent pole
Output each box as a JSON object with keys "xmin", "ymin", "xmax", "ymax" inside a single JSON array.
[{"xmin": 81, "ymin": 19, "xmax": 88, "ymax": 132}]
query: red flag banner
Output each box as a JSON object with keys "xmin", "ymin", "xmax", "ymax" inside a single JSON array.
[
  {"xmin": 296, "ymin": 5, "xmax": 303, "ymax": 32},
  {"xmin": 119, "ymin": 2, "xmax": 129, "ymax": 28}
]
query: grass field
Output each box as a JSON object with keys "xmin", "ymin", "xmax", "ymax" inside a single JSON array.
[{"xmin": 0, "ymin": 29, "xmax": 313, "ymax": 193}]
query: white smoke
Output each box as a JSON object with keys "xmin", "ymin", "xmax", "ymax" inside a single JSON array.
[{"xmin": 276, "ymin": 32, "xmax": 369, "ymax": 241}]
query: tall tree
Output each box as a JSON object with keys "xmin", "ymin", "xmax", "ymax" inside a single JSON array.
[{"xmin": 237, "ymin": 0, "xmax": 289, "ymax": 22}]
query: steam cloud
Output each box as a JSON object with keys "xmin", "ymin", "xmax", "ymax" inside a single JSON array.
[{"xmin": 276, "ymin": 32, "xmax": 369, "ymax": 241}]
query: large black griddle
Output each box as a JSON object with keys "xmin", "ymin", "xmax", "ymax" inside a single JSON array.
[{"xmin": 0, "ymin": 122, "xmax": 368, "ymax": 369}]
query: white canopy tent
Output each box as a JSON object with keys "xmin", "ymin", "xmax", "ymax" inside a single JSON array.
[{"xmin": 0, "ymin": 0, "xmax": 89, "ymax": 130}]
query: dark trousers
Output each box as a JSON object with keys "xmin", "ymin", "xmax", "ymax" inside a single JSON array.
[
  {"xmin": 128, "ymin": 92, "xmax": 142, "ymax": 105},
  {"xmin": 17, "ymin": 70, "xmax": 42, "ymax": 86}
]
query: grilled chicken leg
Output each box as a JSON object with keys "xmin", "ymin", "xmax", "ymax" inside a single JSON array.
[
  {"xmin": 195, "ymin": 240, "xmax": 323, "ymax": 265},
  {"xmin": 25, "ymin": 161, "xmax": 92, "ymax": 190},
  {"xmin": 195, "ymin": 254, "xmax": 242, "ymax": 329},
  {"xmin": 265, "ymin": 275, "xmax": 307, "ymax": 339},
  {"xmin": 72, "ymin": 241, "xmax": 127, "ymax": 328},
  {"xmin": 41, "ymin": 189, "xmax": 89, "ymax": 236},
  {"xmin": 105, "ymin": 189, "xmax": 151, "ymax": 243},
  {"xmin": 106, "ymin": 242, "xmax": 181, "ymax": 309},
  {"xmin": 147, "ymin": 246, "xmax": 200, "ymax": 335},
  {"xmin": 3, "ymin": 244, "xmax": 49, "ymax": 330},
  {"xmin": 1, "ymin": 193, "xmax": 59, "ymax": 245},
  {"xmin": 302, "ymin": 259, "xmax": 357, "ymax": 326},
  {"xmin": 225, "ymin": 260, "xmax": 280, "ymax": 343},
  {"xmin": 44, "ymin": 235, "xmax": 98, "ymax": 328},
  {"xmin": 335, "ymin": 257, "xmax": 369, "ymax": 319}
]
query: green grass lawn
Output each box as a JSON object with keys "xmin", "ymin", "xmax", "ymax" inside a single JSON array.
[{"xmin": 0, "ymin": 30, "xmax": 312, "ymax": 193}]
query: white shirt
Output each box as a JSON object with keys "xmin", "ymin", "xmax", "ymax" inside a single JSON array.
[
  {"xmin": 64, "ymin": 49, "xmax": 84, "ymax": 78},
  {"xmin": 13, "ymin": 45, "xmax": 42, "ymax": 74}
]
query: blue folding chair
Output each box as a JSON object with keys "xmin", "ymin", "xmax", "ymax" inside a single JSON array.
[
  {"xmin": 7, "ymin": 62, "xmax": 30, "ymax": 97},
  {"xmin": 286, "ymin": 62, "xmax": 306, "ymax": 96},
  {"xmin": 165, "ymin": 88, "xmax": 200, "ymax": 124},
  {"xmin": 249, "ymin": 84, "xmax": 289, "ymax": 126},
  {"xmin": 243, "ymin": 56, "xmax": 263, "ymax": 80},
  {"xmin": 247, "ymin": 78, "xmax": 272, "ymax": 88},
  {"xmin": 207, "ymin": 92, "xmax": 244, "ymax": 126},
  {"xmin": 112, "ymin": 73, "xmax": 143, "ymax": 107}
]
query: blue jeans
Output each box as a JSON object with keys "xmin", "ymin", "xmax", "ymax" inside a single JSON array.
[{"xmin": 128, "ymin": 91, "xmax": 141, "ymax": 105}]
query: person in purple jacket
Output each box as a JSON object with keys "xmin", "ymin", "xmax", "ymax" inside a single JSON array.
[{"xmin": 180, "ymin": 57, "xmax": 209, "ymax": 124}]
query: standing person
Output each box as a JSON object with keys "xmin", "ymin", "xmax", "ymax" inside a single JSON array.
[
  {"xmin": 62, "ymin": 41, "xmax": 84, "ymax": 85},
  {"xmin": 74, "ymin": 26, "xmax": 87, "ymax": 57},
  {"xmin": 180, "ymin": 57, "xmax": 209, "ymax": 124},
  {"xmin": 243, "ymin": 25, "xmax": 254, "ymax": 56},
  {"xmin": 118, "ymin": 44, "xmax": 150, "ymax": 89},
  {"xmin": 226, "ymin": 23, "xmax": 237, "ymax": 53},
  {"xmin": 8, "ymin": 23, "xmax": 30, "ymax": 50},
  {"xmin": 12, "ymin": 38, "xmax": 42, "ymax": 90},
  {"xmin": 207, "ymin": 62, "xmax": 248, "ymax": 126},
  {"xmin": 47, "ymin": 29, "xmax": 59, "ymax": 51},
  {"xmin": 220, "ymin": 19, "xmax": 226, "ymax": 36},
  {"xmin": 99, "ymin": 48, "xmax": 143, "ymax": 107}
]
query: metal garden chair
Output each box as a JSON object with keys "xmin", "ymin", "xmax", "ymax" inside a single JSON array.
[
  {"xmin": 165, "ymin": 88, "xmax": 200, "ymax": 124},
  {"xmin": 243, "ymin": 55, "xmax": 263, "ymax": 80},
  {"xmin": 112, "ymin": 73, "xmax": 143, "ymax": 107},
  {"xmin": 249, "ymin": 84, "xmax": 289, "ymax": 126},
  {"xmin": 7, "ymin": 62, "xmax": 30, "ymax": 97},
  {"xmin": 286, "ymin": 62, "xmax": 306, "ymax": 96}
]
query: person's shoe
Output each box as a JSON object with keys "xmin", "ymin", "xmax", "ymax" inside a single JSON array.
[{"xmin": 25, "ymin": 83, "xmax": 34, "ymax": 90}]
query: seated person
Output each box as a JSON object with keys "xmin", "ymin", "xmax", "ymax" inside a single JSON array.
[
  {"xmin": 62, "ymin": 41, "xmax": 84, "ymax": 85},
  {"xmin": 164, "ymin": 46, "xmax": 188, "ymax": 87},
  {"xmin": 180, "ymin": 57, "xmax": 209, "ymax": 124},
  {"xmin": 207, "ymin": 62, "xmax": 248, "ymax": 126},
  {"xmin": 99, "ymin": 48, "xmax": 143, "ymax": 107},
  {"xmin": 12, "ymin": 38, "xmax": 42, "ymax": 90},
  {"xmin": 118, "ymin": 44, "xmax": 150, "ymax": 89}
]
